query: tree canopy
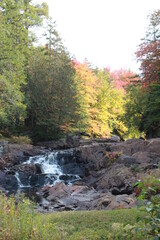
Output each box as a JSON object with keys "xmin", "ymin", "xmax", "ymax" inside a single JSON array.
[{"xmin": 0, "ymin": 3, "xmax": 159, "ymax": 141}]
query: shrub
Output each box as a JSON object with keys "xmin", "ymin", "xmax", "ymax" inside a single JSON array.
[
  {"xmin": 10, "ymin": 135, "xmax": 32, "ymax": 144},
  {"xmin": 107, "ymin": 222, "xmax": 146, "ymax": 240},
  {"xmin": 134, "ymin": 175, "xmax": 160, "ymax": 239},
  {"xmin": 106, "ymin": 151, "xmax": 122, "ymax": 165}
]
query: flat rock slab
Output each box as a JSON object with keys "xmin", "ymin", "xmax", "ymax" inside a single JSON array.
[{"xmin": 38, "ymin": 182, "xmax": 136, "ymax": 211}]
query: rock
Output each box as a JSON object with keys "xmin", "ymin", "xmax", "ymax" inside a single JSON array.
[
  {"xmin": 111, "ymin": 185, "xmax": 133, "ymax": 195},
  {"xmin": 86, "ymin": 164, "xmax": 134, "ymax": 193},
  {"xmin": 147, "ymin": 138, "xmax": 160, "ymax": 155},
  {"xmin": 0, "ymin": 137, "xmax": 160, "ymax": 212},
  {"xmin": 18, "ymin": 164, "xmax": 37, "ymax": 173},
  {"xmin": 0, "ymin": 143, "xmax": 47, "ymax": 169},
  {"xmin": 74, "ymin": 143, "xmax": 107, "ymax": 172},
  {"xmin": 133, "ymin": 151, "xmax": 160, "ymax": 163},
  {"xmin": 117, "ymin": 155, "xmax": 137, "ymax": 165},
  {"xmin": 37, "ymin": 182, "xmax": 136, "ymax": 211},
  {"xmin": 107, "ymin": 194, "xmax": 136, "ymax": 209},
  {"xmin": 66, "ymin": 135, "xmax": 80, "ymax": 148},
  {"xmin": 35, "ymin": 164, "xmax": 42, "ymax": 174},
  {"xmin": 59, "ymin": 174, "xmax": 78, "ymax": 182},
  {"xmin": 0, "ymin": 157, "xmax": 7, "ymax": 170},
  {"xmin": 110, "ymin": 138, "xmax": 149, "ymax": 155},
  {"xmin": 30, "ymin": 174, "xmax": 46, "ymax": 187},
  {"xmin": 37, "ymin": 140, "xmax": 67, "ymax": 150},
  {"xmin": 0, "ymin": 170, "xmax": 18, "ymax": 192},
  {"xmin": 110, "ymin": 135, "xmax": 121, "ymax": 142}
]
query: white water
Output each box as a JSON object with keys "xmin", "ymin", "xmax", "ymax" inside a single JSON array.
[
  {"xmin": 15, "ymin": 150, "xmax": 81, "ymax": 188},
  {"xmin": 26, "ymin": 152, "xmax": 62, "ymax": 175},
  {"xmin": 0, "ymin": 145, "xmax": 4, "ymax": 157}
]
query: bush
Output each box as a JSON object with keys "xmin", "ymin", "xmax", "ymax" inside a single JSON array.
[
  {"xmin": 107, "ymin": 222, "xmax": 146, "ymax": 240},
  {"xmin": 135, "ymin": 174, "xmax": 160, "ymax": 239},
  {"xmin": 10, "ymin": 135, "xmax": 32, "ymax": 144}
]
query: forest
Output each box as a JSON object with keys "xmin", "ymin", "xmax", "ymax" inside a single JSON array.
[{"xmin": 0, "ymin": 0, "xmax": 160, "ymax": 142}]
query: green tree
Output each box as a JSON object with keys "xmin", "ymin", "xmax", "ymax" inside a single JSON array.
[
  {"xmin": 26, "ymin": 21, "xmax": 79, "ymax": 140},
  {"xmin": 0, "ymin": 0, "xmax": 48, "ymax": 134},
  {"xmin": 123, "ymin": 85, "xmax": 146, "ymax": 139},
  {"xmin": 136, "ymin": 10, "xmax": 160, "ymax": 137},
  {"xmin": 96, "ymin": 69, "xmax": 127, "ymax": 137}
]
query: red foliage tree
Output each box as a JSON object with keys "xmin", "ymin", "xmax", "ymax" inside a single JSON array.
[
  {"xmin": 110, "ymin": 69, "xmax": 139, "ymax": 91},
  {"xmin": 136, "ymin": 10, "xmax": 160, "ymax": 87}
]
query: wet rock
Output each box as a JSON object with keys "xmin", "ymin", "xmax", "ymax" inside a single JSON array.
[
  {"xmin": 35, "ymin": 164, "xmax": 42, "ymax": 174},
  {"xmin": 30, "ymin": 174, "xmax": 46, "ymax": 187},
  {"xmin": 59, "ymin": 174, "xmax": 78, "ymax": 181},
  {"xmin": 0, "ymin": 170, "xmax": 18, "ymax": 192}
]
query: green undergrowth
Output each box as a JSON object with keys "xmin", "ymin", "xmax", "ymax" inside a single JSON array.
[
  {"xmin": 0, "ymin": 135, "xmax": 32, "ymax": 144},
  {"xmin": 0, "ymin": 193, "xmax": 147, "ymax": 240}
]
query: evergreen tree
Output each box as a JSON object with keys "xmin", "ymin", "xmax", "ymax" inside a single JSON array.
[{"xmin": 26, "ymin": 21, "xmax": 79, "ymax": 140}]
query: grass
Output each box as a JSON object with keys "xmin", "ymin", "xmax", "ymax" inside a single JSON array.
[
  {"xmin": 0, "ymin": 193, "xmax": 147, "ymax": 240},
  {"xmin": 46, "ymin": 209, "xmax": 145, "ymax": 240}
]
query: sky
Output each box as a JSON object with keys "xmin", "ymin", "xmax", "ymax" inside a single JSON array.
[{"xmin": 36, "ymin": 0, "xmax": 160, "ymax": 72}]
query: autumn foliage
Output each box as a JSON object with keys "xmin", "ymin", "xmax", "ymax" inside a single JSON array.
[{"xmin": 0, "ymin": 1, "xmax": 159, "ymax": 140}]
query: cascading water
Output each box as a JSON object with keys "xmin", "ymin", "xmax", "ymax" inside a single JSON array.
[{"xmin": 15, "ymin": 149, "xmax": 81, "ymax": 190}]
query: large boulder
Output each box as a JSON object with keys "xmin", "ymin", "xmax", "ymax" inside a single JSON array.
[{"xmin": 90, "ymin": 164, "xmax": 135, "ymax": 194}]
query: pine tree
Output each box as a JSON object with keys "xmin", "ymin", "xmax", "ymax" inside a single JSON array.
[{"xmin": 26, "ymin": 20, "xmax": 79, "ymax": 140}]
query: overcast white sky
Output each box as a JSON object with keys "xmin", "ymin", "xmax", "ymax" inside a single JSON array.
[{"xmin": 36, "ymin": 0, "xmax": 160, "ymax": 72}]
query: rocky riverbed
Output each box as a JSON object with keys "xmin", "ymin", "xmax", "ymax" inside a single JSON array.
[{"xmin": 0, "ymin": 137, "xmax": 159, "ymax": 212}]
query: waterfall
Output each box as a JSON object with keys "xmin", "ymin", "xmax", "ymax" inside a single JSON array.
[{"xmin": 15, "ymin": 149, "xmax": 81, "ymax": 189}]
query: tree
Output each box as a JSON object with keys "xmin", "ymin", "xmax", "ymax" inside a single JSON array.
[
  {"xmin": 111, "ymin": 69, "xmax": 140, "ymax": 91},
  {"xmin": 96, "ymin": 69, "xmax": 127, "ymax": 137},
  {"xmin": 0, "ymin": 0, "xmax": 48, "ymax": 134},
  {"xmin": 73, "ymin": 61, "xmax": 98, "ymax": 135},
  {"xmin": 136, "ymin": 10, "xmax": 160, "ymax": 87},
  {"xmin": 0, "ymin": 0, "xmax": 27, "ymax": 132},
  {"xmin": 26, "ymin": 21, "xmax": 79, "ymax": 140},
  {"xmin": 136, "ymin": 10, "xmax": 160, "ymax": 137},
  {"xmin": 123, "ymin": 84, "xmax": 147, "ymax": 138}
]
